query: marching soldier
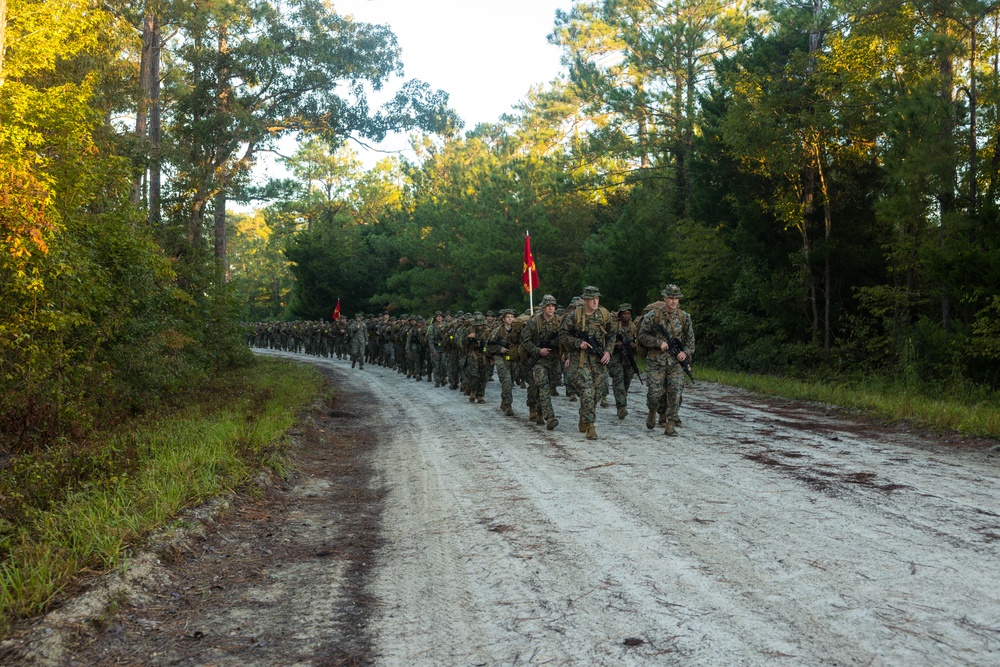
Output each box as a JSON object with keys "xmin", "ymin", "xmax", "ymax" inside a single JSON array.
[
  {"xmin": 461, "ymin": 313, "xmax": 491, "ymax": 403},
  {"xmin": 487, "ymin": 309, "xmax": 518, "ymax": 416},
  {"xmin": 559, "ymin": 286, "xmax": 613, "ymax": 440},
  {"xmin": 637, "ymin": 284, "xmax": 695, "ymax": 437},
  {"xmin": 609, "ymin": 304, "xmax": 638, "ymax": 419},
  {"xmin": 521, "ymin": 295, "xmax": 561, "ymax": 430},
  {"xmin": 427, "ymin": 311, "xmax": 447, "ymax": 387},
  {"xmin": 348, "ymin": 314, "xmax": 368, "ymax": 369}
]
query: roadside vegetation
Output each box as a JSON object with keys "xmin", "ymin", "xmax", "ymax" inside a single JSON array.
[
  {"xmin": 0, "ymin": 358, "xmax": 323, "ymax": 632},
  {"xmin": 699, "ymin": 367, "xmax": 1000, "ymax": 440}
]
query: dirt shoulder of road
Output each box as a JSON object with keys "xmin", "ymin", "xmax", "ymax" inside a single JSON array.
[{"xmin": 0, "ymin": 365, "xmax": 381, "ymax": 667}]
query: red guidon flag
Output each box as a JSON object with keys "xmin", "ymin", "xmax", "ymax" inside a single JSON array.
[
  {"xmin": 332, "ymin": 299, "xmax": 341, "ymax": 321},
  {"xmin": 522, "ymin": 232, "xmax": 540, "ymax": 293}
]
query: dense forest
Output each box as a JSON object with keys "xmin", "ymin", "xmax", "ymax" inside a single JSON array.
[{"xmin": 4, "ymin": 0, "xmax": 1000, "ymax": 448}]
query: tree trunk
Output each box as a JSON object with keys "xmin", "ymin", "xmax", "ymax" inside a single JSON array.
[
  {"xmin": 0, "ymin": 0, "xmax": 8, "ymax": 86},
  {"xmin": 149, "ymin": 15, "xmax": 162, "ymax": 226},
  {"xmin": 799, "ymin": 0, "xmax": 823, "ymax": 346},
  {"xmin": 938, "ymin": 9, "xmax": 955, "ymax": 332},
  {"xmin": 815, "ymin": 143, "xmax": 833, "ymax": 351},
  {"xmin": 133, "ymin": 13, "xmax": 155, "ymax": 208},
  {"xmin": 214, "ymin": 27, "xmax": 230, "ymax": 280},
  {"xmin": 969, "ymin": 23, "xmax": 978, "ymax": 211},
  {"xmin": 214, "ymin": 191, "xmax": 227, "ymax": 280},
  {"xmin": 190, "ymin": 197, "xmax": 206, "ymax": 247}
]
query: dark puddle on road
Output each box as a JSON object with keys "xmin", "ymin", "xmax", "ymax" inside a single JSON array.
[{"xmin": 743, "ymin": 450, "xmax": 910, "ymax": 495}]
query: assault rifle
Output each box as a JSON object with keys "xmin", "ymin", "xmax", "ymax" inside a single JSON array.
[
  {"xmin": 527, "ymin": 336, "xmax": 556, "ymax": 368},
  {"xmin": 667, "ymin": 338, "xmax": 694, "ymax": 383},
  {"xmin": 617, "ymin": 333, "xmax": 644, "ymax": 385},
  {"xmin": 655, "ymin": 323, "xmax": 694, "ymax": 384},
  {"xmin": 571, "ymin": 330, "xmax": 606, "ymax": 358},
  {"xmin": 492, "ymin": 337, "xmax": 512, "ymax": 357}
]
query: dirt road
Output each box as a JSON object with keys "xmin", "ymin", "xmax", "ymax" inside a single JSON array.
[{"xmin": 4, "ymin": 350, "xmax": 1000, "ymax": 666}]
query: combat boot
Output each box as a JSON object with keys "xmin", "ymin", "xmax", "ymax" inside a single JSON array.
[
  {"xmin": 546, "ymin": 417, "xmax": 559, "ymax": 431},
  {"xmin": 529, "ymin": 406, "xmax": 538, "ymax": 422},
  {"xmin": 658, "ymin": 412, "xmax": 667, "ymax": 426},
  {"xmin": 600, "ymin": 398, "xmax": 609, "ymax": 408},
  {"xmin": 476, "ymin": 396, "xmax": 485, "ymax": 404},
  {"xmin": 502, "ymin": 404, "xmax": 514, "ymax": 416},
  {"xmin": 617, "ymin": 406, "xmax": 628, "ymax": 420},
  {"xmin": 535, "ymin": 413, "xmax": 545, "ymax": 426},
  {"xmin": 550, "ymin": 387, "xmax": 559, "ymax": 396},
  {"xmin": 579, "ymin": 416, "xmax": 587, "ymax": 432},
  {"xmin": 469, "ymin": 394, "xmax": 476, "ymax": 403},
  {"xmin": 673, "ymin": 416, "xmax": 682, "ymax": 427},
  {"xmin": 646, "ymin": 410, "xmax": 656, "ymax": 430},
  {"xmin": 664, "ymin": 421, "xmax": 678, "ymax": 437},
  {"xmin": 585, "ymin": 424, "xmax": 598, "ymax": 440}
]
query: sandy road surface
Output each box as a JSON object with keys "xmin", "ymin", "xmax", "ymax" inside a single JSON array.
[{"xmin": 4, "ymin": 350, "xmax": 1000, "ymax": 666}]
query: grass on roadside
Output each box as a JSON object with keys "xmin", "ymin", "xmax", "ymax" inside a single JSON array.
[
  {"xmin": 0, "ymin": 357, "xmax": 324, "ymax": 631},
  {"xmin": 698, "ymin": 366, "xmax": 1000, "ymax": 439}
]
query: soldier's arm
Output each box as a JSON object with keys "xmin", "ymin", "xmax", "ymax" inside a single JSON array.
[
  {"xmin": 636, "ymin": 312, "xmax": 664, "ymax": 350},
  {"xmin": 520, "ymin": 318, "xmax": 540, "ymax": 356},
  {"xmin": 683, "ymin": 313, "xmax": 695, "ymax": 358}
]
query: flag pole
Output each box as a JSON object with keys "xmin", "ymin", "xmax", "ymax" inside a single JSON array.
[{"xmin": 526, "ymin": 230, "xmax": 534, "ymax": 314}]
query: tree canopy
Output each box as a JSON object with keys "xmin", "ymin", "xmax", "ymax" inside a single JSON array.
[{"xmin": 6, "ymin": 0, "xmax": 1000, "ymax": 449}]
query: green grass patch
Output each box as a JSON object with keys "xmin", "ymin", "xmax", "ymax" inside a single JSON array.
[
  {"xmin": 699, "ymin": 366, "xmax": 1000, "ymax": 438},
  {"xmin": 0, "ymin": 357, "xmax": 324, "ymax": 631}
]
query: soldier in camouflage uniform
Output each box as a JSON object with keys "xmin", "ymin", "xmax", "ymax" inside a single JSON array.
[
  {"xmin": 426, "ymin": 311, "xmax": 446, "ymax": 386},
  {"xmin": 394, "ymin": 316, "xmax": 408, "ymax": 374},
  {"xmin": 461, "ymin": 313, "xmax": 491, "ymax": 403},
  {"xmin": 406, "ymin": 316, "xmax": 428, "ymax": 380},
  {"xmin": 637, "ymin": 284, "xmax": 695, "ymax": 437},
  {"xmin": 379, "ymin": 315, "xmax": 395, "ymax": 368},
  {"xmin": 560, "ymin": 299, "xmax": 581, "ymax": 402},
  {"xmin": 365, "ymin": 315, "xmax": 379, "ymax": 365},
  {"xmin": 443, "ymin": 312, "xmax": 461, "ymax": 390},
  {"xmin": 334, "ymin": 319, "xmax": 349, "ymax": 359},
  {"xmin": 520, "ymin": 295, "xmax": 561, "ymax": 430},
  {"xmin": 609, "ymin": 304, "xmax": 638, "ymax": 420},
  {"xmin": 559, "ymin": 286, "xmax": 613, "ymax": 440},
  {"xmin": 348, "ymin": 314, "xmax": 368, "ymax": 369},
  {"xmin": 487, "ymin": 309, "xmax": 518, "ymax": 416},
  {"xmin": 459, "ymin": 313, "xmax": 477, "ymax": 395}
]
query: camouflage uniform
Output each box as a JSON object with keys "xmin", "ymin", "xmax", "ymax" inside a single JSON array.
[
  {"xmin": 406, "ymin": 317, "xmax": 428, "ymax": 380},
  {"xmin": 444, "ymin": 314, "xmax": 463, "ymax": 390},
  {"xmin": 560, "ymin": 302, "xmax": 580, "ymax": 401},
  {"xmin": 637, "ymin": 285, "xmax": 695, "ymax": 437},
  {"xmin": 609, "ymin": 304, "xmax": 638, "ymax": 419},
  {"xmin": 461, "ymin": 314, "xmax": 491, "ymax": 402},
  {"xmin": 520, "ymin": 295, "xmax": 561, "ymax": 429},
  {"xmin": 394, "ymin": 318, "xmax": 408, "ymax": 374},
  {"xmin": 426, "ymin": 312, "xmax": 447, "ymax": 386},
  {"xmin": 334, "ymin": 320, "xmax": 349, "ymax": 359},
  {"xmin": 559, "ymin": 286, "xmax": 613, "ymax": 439},
  {"xmin": 487, "ymin": 310, "xmax": 518, "ymax": 415},
  {"xmin": 348, "ymin": 315, "xmax": 368, "ymax": 369}
]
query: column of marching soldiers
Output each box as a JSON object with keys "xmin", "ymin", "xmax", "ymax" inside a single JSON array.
[{"xmin": 248, "ymin": 284, "xmax": 695, "ymax": 441}]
